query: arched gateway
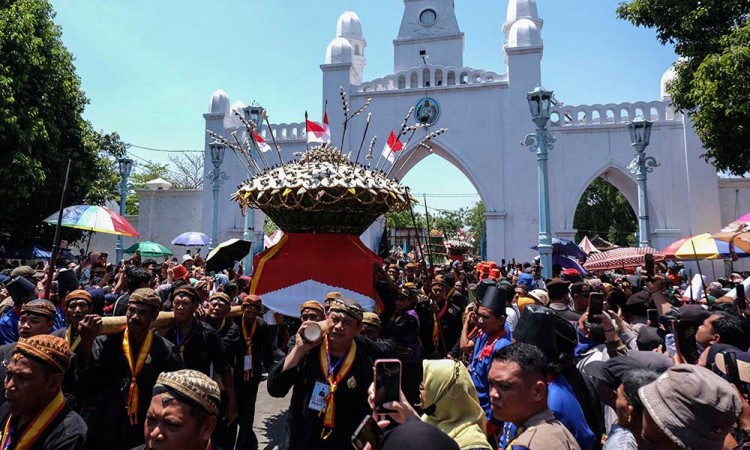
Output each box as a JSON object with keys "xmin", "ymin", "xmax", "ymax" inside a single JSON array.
[{"xmin": 202, "ymin": 0, "xmax": 724, "ymax": 262}]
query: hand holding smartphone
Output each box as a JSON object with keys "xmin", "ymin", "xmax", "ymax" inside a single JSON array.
[
  {"xmin": 644, "ymin": 253, "xmax": 655, "ymax": 281},
  {"xmin": 588, "ymin": 292, "xmax": 604, "ymax": 324},
  {"xmin": 374, "ymin": 359, "xmax": 402, "ymax": 414},
  {"xmin": 351, "ymin": 416, "xmax": 383, "ymax": 450}
]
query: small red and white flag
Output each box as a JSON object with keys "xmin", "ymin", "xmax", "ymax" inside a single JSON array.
[
  {"xmin": 252, "ymin": 131, "xmax": 272, "ymax": 153},
  {"xmin": 306, "ymin": 111, "xmax": 331, "ymax": 144},
  {"xmin": 381, "ymin": 131, "xmax": 403, "ymax": 163}
]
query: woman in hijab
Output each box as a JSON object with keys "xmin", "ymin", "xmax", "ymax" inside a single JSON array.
[{"xmin": 371, "ymin": 359, "xmax": 492, "ymax": 450}]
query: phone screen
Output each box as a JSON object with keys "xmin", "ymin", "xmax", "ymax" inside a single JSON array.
[
  {"xmin": 374, "ymin": 360, "xmax": 401, "ymax": 413},
  {"xmin": 672, "ymin": 320, "xmax": 700, "ymax": 364},
  {"xmin": 737, "ymin": 284, "xmax": 747, "ymax": 312},
  {"xmin": 647, "ymin": 309, "xmax": 658, "ymax": 326},
  {"xmin": 721, "ymin": 350, "xmax": 748, "ymax": 397},
  {"xmin": 351, "ymin": 415, "xmax": 383, "ymax": 450},
  {"xmin": 645, "ymin": 253, "xmax": 655, "ymax": 280},
  {"xmin": 588, "ymin": 293, "xmax": 604, "ymax": 323}
]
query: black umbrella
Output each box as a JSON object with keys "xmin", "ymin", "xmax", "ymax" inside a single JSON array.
[{"xmin": 205, "ymin": 239, "xmax": 252, "ymax": 273}]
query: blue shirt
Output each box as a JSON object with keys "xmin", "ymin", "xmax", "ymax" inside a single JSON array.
[
  {"xmin": 499, "ymin": 375, "xmax": 595, "ymax": 450},
  {"xmin": 0, "ymin": 309, "xmax": 19, "ymax": 345},
  {"xmin": 469, "ymin": 329, "xmax": 512, "ymax": 423}
]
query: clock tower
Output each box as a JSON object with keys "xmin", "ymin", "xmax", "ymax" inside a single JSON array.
[{"xmin": 394, "ymin": 0, "xmax": 464, "ymax": 72}]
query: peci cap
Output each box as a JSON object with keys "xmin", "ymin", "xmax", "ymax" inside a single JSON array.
[
  {"xmin": 299, "ymin": 300, "xmax": 325, "ymax": 316},
  {"xmin": 209, "ymin": 292, "xmax": 231, "ymax": 305},
  {"xmin": 14, "ymin": 335, "xmax": 71, "ymax": 374},
  {"xmin": 474, "ymin": 279, "xmax": 496, "ymax": 302},
  {"xmin": 570, "ymin": 282, "xmax": 592, "ymax": 295},
  {"xmin": 546, "ymin": 278, "xmax": 571, "ymax": 299},
  {"xmin": 638, "ymin": 364, "xmax": 741, "ymax": 450},
  {"xmin": 6, "ymin": 277, "xmax": 36, "ymax": 304},
  {"xmin": 514, "ymin": 304, "xmax": 578, "ymax": 356},
  {"xmin": 129, "ymin": 287, "xmax": 162, "ymax": 309},
  {"xmin": 64, "ymin": 289, "xmax": 92, "ymax": 306},
  {"xmin": 362, "ymin": 312, "xmax": 381, "ymax": 329},
  {"xmin": 20, "ymin": 299, "xmax": 56, "ymax": 319},
  {"xmin": 328, "ymin": 299, "xmax": 364, "ymax": 323},
  {"xmin": 154, "ymin": 370, "xmax": 221, "ymax": 416},
  {"xmin": 584, "ymin": 357, "xmax": 647, "ymax": 389}
]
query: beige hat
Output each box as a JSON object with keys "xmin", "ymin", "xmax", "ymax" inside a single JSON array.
[{"xmin": 638, "ymin": 364, "xmax": 741, "ymax": 450}]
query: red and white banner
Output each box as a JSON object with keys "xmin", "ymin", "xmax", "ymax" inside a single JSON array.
[
  {"xmin": 252, "ymin": 131, "xmax": 272, "ymax": 153},
  {"xmin": 251, "ymin": 233, "xmax": 384, "ymax": 317},
  {"xmin": 381, "ymin": 131, "xmax": 403, "ymax": 163},
  {"xmin": 306, "ymin": 111, "xmax": 330, "ymax": 144}
]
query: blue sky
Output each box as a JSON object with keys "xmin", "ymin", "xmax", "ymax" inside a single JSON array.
[{"xmin": 51, "ymin": 0, "xmax": 675, "ymax": 211}]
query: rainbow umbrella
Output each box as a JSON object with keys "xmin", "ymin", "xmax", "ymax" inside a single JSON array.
[
  {"xmin": 662, "ymin": 233, "xmax": 748, "ymax": 260},
  {"xmin": 44, "ymin": 205, "xmax": 139, "ymax": 237}
]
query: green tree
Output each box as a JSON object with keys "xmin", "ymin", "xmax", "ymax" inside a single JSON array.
[
  {"xmin": 125, "ymin": 161, "xmax": 171, "ymax": 215},
  {"xmin": 388, "ymin": 209, "xmax": 425, "ymax": 229},
  {"xmin": 430, "ymin": 210, "xmax": 464, "ymax": 235},
  {"xmin": 573, "ymin": 178, "xmax": 637, "ymax": 246},
  {"xmin": 617, "ymin": 0, "xmax": 750, "ymax": 175},
  {"xmin": 0, "ymin": 0, "xmax": 125, "ymax": 247},
  {"xmin": 464, "ymin": 201, "xmax": 485, "ymax": 239}
]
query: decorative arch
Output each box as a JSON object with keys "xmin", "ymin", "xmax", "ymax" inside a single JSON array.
[
  {"xmin": 565, "ymin": 163, "xmax": 664, "ymax": 231},
  {"xmin": 388, "ymin": 138, "xmax": 488, "ymax": 207}
]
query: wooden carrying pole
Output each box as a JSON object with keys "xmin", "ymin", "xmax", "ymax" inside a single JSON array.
[{"xmin": 99, "ymin": 305, "xmax": 244, "ymax": 335}]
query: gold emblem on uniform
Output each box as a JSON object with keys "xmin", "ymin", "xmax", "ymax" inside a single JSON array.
[{"xmin": 347, "ymin": 376, "xmax": 356, "ymax": 389}]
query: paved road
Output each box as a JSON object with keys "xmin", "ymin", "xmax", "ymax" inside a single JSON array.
[{"xmin": 253, "ymin": 378, "xmax": 291, "ymax": 450}]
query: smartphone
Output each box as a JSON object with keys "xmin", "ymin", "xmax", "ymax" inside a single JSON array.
[
  {"xmin": 351, "ymin": 415, "xmax": 383, "ymax": 450},
  {"xmin": 588, "ymin": 292, "xmax": 604, "ymax": 324},
  {"xmin": 647, "ymin": 309, "xmax": 659, "ymax": 327},
  {"xmin": 672, "ymin": 320, "xmax": 700, "ymax": 364},
  {"xmin": 645, "ymin": 253, "xmax": 655, "ymax": 281},
  {"xmin": 736, "ymin": 283, "xmax": 747, "ymax": 312},
  {"xmin": 374, "ymin": 359, "xmax": 401, "ymax": 414},
  {"xmin": 720, "ymin": 350, "xmax": 748, "ymax": 397}
]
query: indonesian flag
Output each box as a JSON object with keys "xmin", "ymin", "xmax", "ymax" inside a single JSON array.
[
  {"xmin": 252, "ymin": 131, "xmax": 272, "ymax": 153},
  {"xmin": 306, "ymin": 111, "xmax": 330, "ymax": 144},
  {"xmin": 381, "ymin": 131, "xmax": 403, "ymax": 163}
]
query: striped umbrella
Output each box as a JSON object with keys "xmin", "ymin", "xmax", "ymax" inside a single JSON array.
[
  {"xmin": 583, "ymin": 247, "xmax": 664, "ymax": 271},
  {"xmin": 663, "ymin": 233, "xmax": 749, "ymax": 260},
  {"xmin": 44, "ymin": 205, "xmax": 139, "ymax": 237}
]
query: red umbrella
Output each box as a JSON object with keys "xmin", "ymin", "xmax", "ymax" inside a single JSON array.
[{"xmin": 583, "ymin": 246, "xmax": 664, "ymax": 271}]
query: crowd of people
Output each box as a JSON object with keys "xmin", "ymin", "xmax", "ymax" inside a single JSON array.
[{"xmin": 0, "ymin": 250, "xmax": 749, "ymax": 450}]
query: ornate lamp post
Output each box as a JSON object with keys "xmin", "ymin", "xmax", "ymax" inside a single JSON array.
[
  {"xmin": 115, "ymin": 157, "xmax": 133, "ymax": 264},
  {"xmin": 208, "ymin": 143, "xmax": 228, "ymax": 251},
  {"xmin": 522, "ymin": 86, "xmax": 556, "ymax": 279},
  {"xmin": 627, "ymin": 117, "xmax": 659, "ymax": 247},
  {"xmin": 242, "ymin": 104, "xmax": 265, "ymax": 273}
]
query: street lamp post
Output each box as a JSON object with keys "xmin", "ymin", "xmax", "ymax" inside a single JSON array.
[
  {"xmin": 522, "ymin": 86, "xmax": 556, "ymax": 279},
  {"xmin": 115, "ymin": 157, "xmax": 133, "ymax": 264},
  {"xmin": 242, "ymin": 104, "xmax": 265, "ymax": 274},
  {"xmin": 208, "ymin": 143, "xmax": 228, "ymax": 251},
  {"xmin": 627, "ymin": 117, "xmax": 659, "ymax": 247}
]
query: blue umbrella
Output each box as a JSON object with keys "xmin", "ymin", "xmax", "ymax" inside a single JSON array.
[
  {"xmin": 171, "ymin": 231, "xmax": 210, "ymax": 247},
  {"xmin": 532, "ymin": 238, "xmax": 588, "ymax": 260},
  {"xmin": 535, "ymin": 254, "xmax": 587, "ymax": 273}
]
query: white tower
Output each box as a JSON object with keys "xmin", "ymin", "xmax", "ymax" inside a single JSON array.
[
  {"xmin": 393, "ymin": 0, "xmax": 464, "ymax": 72},
  {"xmin": 336, "ymin": 11, "xmax": 367, "ymax": 85}
]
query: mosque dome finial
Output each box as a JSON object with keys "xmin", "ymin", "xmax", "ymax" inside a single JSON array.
[
  {"xmin": 337, "ymin": 11, "xmax": 363, "ymax": 39},
  {"xmin": 209, "ymin": 89, "xmax": 230, "ymax": 115},
  {"xmin": 506, "ymin": 19, "xmax": 542, "ymax": 48},
  {"xmin": 503, "ymin": 0, "xmax": 543, "ymax": 35},
  {"xmin": 325, "ymin": 37, "xmax": 353, "ymax": 64}
]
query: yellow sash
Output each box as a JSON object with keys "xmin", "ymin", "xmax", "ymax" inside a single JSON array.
[
  {"xmin": 122, "ymin": 328, "xmax": 153, "ymax": 425},
  {"xmin": 65, "ymin": 327, "xmax": 82, "ymax": 354},
  {"xmin": 0, "ymin": 390, "xmax": 65, "ymax": 450},
  {"xmin": 241, "ymin": 319, "xmax": 258, "ymax": 381},
  {"xmin": 318, "ymin": 338, "xmax": 357, "ymax": 439}
]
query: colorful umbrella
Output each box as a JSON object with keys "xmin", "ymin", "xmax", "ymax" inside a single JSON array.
[
  {"xmin": 712, "ymin": 231, "xmax": 750, "ymax": 254},
  {"xmin": 124, "ymin": 241, "xmax": 173, "ymax": 258},
  {"xmin": 44, "ymin": 205, "xmax": 139, "ymax": 237},
  {"xmin": 583, "ymin": 247, "xmax": 664, "ymax": 271},
  {"xmin": 206, "ymin": 239, "xmax": 251, "ymax": 273},
  {"xmin": 171, "ymin": 231, "xmax": 210, "ymax": 247},
  {"xmin": 720, "ymin": 212, "xmax": 750, "ymax": 233},
  {"xmin": 662, "ymin": 233, "xmax": 748, "ymax": 260}
]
